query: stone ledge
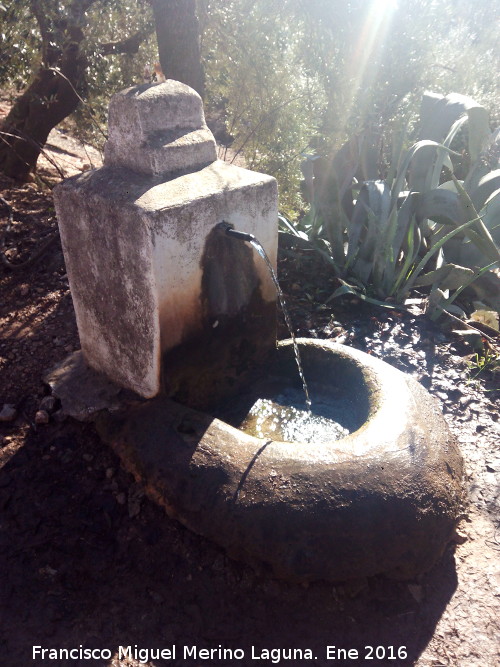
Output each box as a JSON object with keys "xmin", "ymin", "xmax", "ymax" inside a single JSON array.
[{"xmin": 45, "ymin": 351, "xmax": 142, "ymax": 422}]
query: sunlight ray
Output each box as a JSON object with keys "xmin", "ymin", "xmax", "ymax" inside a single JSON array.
[{"xmin": 338, "ymin": 0, "xmax": 398, "ymax": 138}]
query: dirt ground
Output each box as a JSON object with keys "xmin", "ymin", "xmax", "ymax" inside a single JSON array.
[{"xmin": 1, "ymin": 127, "xmax": 499, "ymax": 667}]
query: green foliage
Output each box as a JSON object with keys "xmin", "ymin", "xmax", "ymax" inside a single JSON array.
[
  {"xmin": 73, "ymin": 1, "xmax": 156, "ymax": 146},
  {"xmin": 296, "ymin": 93, "xmax": 500, "ymax": 315},
  {"xmin": 428, "ymin": 0, "xmax": 500, "ymax": 122},
  {"xmin": 201, "ymin": 0, "xmax": 326, "ymax": 217},
  {"xmin": 0, "ymin": 1, "xmax": 40, "ymax": 90},
  {"xmin": 1, "ymin": 0, "xmax": 499, "ymax": 221},
  {"xmin": 200, "ymin": 0, "xmax": 500, "ymax": 221},
  {"xmin": 467, "ymin": 348, "xmax": 500, "ymax": 381},
  {"xmin": 0, "ymin": 0, "xmax": 155, "ymax": 147}
]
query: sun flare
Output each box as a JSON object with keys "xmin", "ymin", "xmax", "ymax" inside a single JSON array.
[
  {"xmin": 334, "ymin": 0, "xmax": 398, "ymax": 137},
  {"xmin": 372, "ymin": 0, "xmax": 398, "ymax": 15}
]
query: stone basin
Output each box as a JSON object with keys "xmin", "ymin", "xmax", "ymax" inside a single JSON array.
[{"xmin": 96, "ymin": 338, "xmax": 465, "ymax": 583}]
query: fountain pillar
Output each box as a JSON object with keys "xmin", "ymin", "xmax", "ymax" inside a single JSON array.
[{"xmin": 53, "ymin": 82, "xmax": 278, "ymax": 402}]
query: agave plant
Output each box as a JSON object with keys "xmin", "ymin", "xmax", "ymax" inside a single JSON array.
[{"xmin": 295, "ymin": 92, "xmax": 500, "ymax": 315}]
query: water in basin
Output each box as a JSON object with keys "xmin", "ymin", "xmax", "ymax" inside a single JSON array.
[{"xmin": 219, "ymin": 384, "xmax": 359, "ymax": 444}]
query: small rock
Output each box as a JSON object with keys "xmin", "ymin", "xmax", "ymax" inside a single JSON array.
[
  {"xmin": 485, "ymin": 458, "xmax": 500, "ymax": 472},
  {"xmin": 459, "ymin": 395, "xmax": 473, "ymax": 409},
  {"xmin": 0, "ymin": 404, "xmax": 17, "ymax": 423},
  {"xmin": 452, "ymin": 528, "xmax": 468, "ymax": 544},
  {"xmin": 35, "ymin": 410, "xmax": 50, "ymax": 425},
  {"xmin": 19, "ymin": 285, "xmax": 29, "ymax": 297},
  {"xmin": 106, "ymin": 467, "xmax": 114, "ymax": 479},
  {"xmin": 82, "ymin": 453, "xmax": 94, "ymax": 462},
  {"xmin": 116, "ymin": 492, "xmax": 126, "ymax": 505},
  {"xmin": 39, "ymin": 396, "xmax": 57, "ymax": 413}
]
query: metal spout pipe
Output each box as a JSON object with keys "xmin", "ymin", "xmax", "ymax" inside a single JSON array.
[{"xmin": 217, "ymin": 221, "xmax": 256, "ymax": 243}]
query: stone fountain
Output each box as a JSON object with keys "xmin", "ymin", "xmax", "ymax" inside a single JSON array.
[{"xmin": 49, "ymin": 81, "xmax": 465, "ymax": 582}]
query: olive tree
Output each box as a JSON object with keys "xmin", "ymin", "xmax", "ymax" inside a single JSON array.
[{"xmin": 0, "ymin": 0, "xmax": 153, "ymax": 181}]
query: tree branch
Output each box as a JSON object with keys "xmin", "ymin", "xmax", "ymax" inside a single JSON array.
[
  {"xmin": 99, "ymin": 26, "xmax": 154, "ymax": 56},
  {"xmin": 30, "ymin": 0, "xmax": 52, "ymax": 64}
]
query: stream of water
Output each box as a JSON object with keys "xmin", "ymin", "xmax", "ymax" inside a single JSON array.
[{"xmin": 248, "ymin": 238, "xmax": 312, "ymax": 410}]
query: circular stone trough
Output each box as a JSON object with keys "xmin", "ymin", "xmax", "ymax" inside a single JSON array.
[{"xmin": 97, "ymin": 339, "xmax": 465, "ymax": 582}]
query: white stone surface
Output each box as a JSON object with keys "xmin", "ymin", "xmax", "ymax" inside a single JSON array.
[{"xmin": 104, "ymin": 81, "xmax": 217, "ymax": 177}]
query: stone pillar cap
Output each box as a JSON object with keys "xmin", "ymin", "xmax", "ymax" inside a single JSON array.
[{"xmin": 104, "ymin": 80, "xmax": 217, "ymax": 177}]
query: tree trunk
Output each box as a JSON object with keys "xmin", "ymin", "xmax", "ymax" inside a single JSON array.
[
  {"xmin": 0, "ymin": 42, "xmax": 86, "ymax": 181},
  {"xmin": 152, "ymin": 0, "xmax": 204, "ymax": 97}
]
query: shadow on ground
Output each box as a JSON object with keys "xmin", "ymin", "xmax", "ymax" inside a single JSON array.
[{"xmin": 0, "ymin": 418, "xmax": 459, "ymax": 667}]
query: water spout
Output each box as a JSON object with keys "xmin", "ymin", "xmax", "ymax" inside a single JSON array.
[{"xmin": 222, "ymin": 223, "xmax": 256, "ymax": 243}]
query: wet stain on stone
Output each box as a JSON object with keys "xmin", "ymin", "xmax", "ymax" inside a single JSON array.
[{"xmin": 161, "ymin": 225, "xmax": 276, "ymax": 410}]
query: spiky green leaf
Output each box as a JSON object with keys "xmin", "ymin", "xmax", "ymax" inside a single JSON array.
[{"xmin": 414, "ymin": 263, "xmax": 474, "ymax": 289}]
